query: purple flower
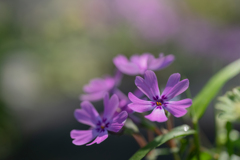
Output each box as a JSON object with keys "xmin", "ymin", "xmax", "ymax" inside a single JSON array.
[
  {"xmin": 113, "ymin": 0, "xmax": 179, "ymax": 43},
  {"xmin": 113, "ymin": 88, "xmax": 144, "ymax": 116},
  {"xmin": 113, "ymin": 89, "xmax": 133, "ymax": 115},
  {"xmin": 113, "ymin": 53, "xmax": 174, "ymax": 76},
  {"xmin": 71, "ymin": 93, "xmax": 128, "ymax": 146},
  {"xmin": 80, "ymin": 70, "xmax": 122, "ymax": 101},
  {"xmin": 128, "ymin": 70, "xmax": 192, "ymax": 122}
]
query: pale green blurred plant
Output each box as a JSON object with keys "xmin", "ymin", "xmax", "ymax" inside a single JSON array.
[
  {"xmin": 215, "ymin": 87, "xmax": 240, "ymax": 157},
  {"xmin": 216, "ymin": 87, "xmax": 240, "ymax": 122}
]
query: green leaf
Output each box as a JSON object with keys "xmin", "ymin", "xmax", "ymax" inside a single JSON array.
[
  {"xmin": 192, "ymin": 59, "xmax": 240, "ymax": 122},
  {"xmin": 129, "ymin": 125, "xmax": 195, "ymax": 160},
  {"xmin": 145, "ymin": 148, "xmax": 171, "ymax": 160},
  {"xmin": 191, "ymin": 151, "xmax": 212, "ymax": 160}
]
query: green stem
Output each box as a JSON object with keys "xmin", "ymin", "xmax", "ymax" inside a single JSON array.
[
  {"xmin": 166, "ymin": 115, "xmax": 181, "ymax": 160},
  {"xmin": 226, "ymin": 122, "xmax": 233, "ymax": 156},
  {"xmin": 132, "ymin": 133, "xmax": 147, "ymax": 148},
  {"xmin": 147, "ymin": 130, "xmax": 154, "ymax": 142},
  {"xmin": 173, "ymin": 152, "xmax": 181, "ymax": 160},
  {"xmin": 193, "ymin": 121, "xmax": 201, "ymax": 160}
]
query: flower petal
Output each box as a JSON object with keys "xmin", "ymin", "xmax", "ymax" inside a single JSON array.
[
  {"xmin": 135, "ymin": 76, "xmax": 151, "ymax": 99},
  {"xmin": 128, "ymin": 92, "xmax": 155, "ymax": 113},
  {"xmin": 103, "ymin": 92, "xmax": 109, "ymax": 110},
  {"xmin": 135, "ymin": 70, "xmax": 160, "ymax": 100},
  {"xmin": 83, "ymin": 78, "xmax": 106, "ymax": 93},
  {"xmin": 130, "ymin": 54, "xmax": 150, "ymax": 74},
  {"xmin": 145, "ymin": 107, "xmax": 168, "ymax": 122},
  {"xmin": 157, "ymin": 54, "xmax": 175, "ymax": 70},
  {"xmin": 165, "ymin": 79, "xmax": 189, "ymax": 100},
  {"xmin": 147, "ymin": 54, "xmax": 174, "ymax": 71},
  {"xmin": 113, "ymin": 89, "xmax": 128, "ymax": 104},
  {"xmin": 83, "ymin": 76, "xmax": 115, "ymax": 93},
  {"xmin": 86, "ymin": 130, "xmax": 108, "ymax": 146},
  {"xmin": 163, "ymin": 99, "xmax": 192, "ymax": 118},
  {"xmin": 108, "ymin": 111, "xmax": 127, "ymax": 132},
  {"xmin": 166, "ymin": 107, "xmax": 187, "ymax": 118},
  {"xmin": 162, "ymin": 73, "xmax": 181, "ymax": 96},
  {"xmin": 144, "ymin": 70, "xmax": 160, "ymax": 98},
  {"xmin": 147, "ymin": 54, "xmax": 164, "ymax": 70},
  {"xmin": 113, "ymin": 55, "xmax": 139, "ymax": 75},
  {"xmin": 113, "ymin": 111, "xmax": 128, "ymax": 124},
  {"xmin": 75, "ymin": 101, "xmax": 100, "ymax": 126},
  {"xmin": 113, "ymin": 69, "xmax": 123, "ymax": 86},
  {"xmin": 108, "ymin": 123, "xmax": 124, "ymax": 133},
  {"xmin": 103, "ymin": 94, "xmax": 119, "ymax": 120},
  {"xmin": 133, "ymin": 88, "xmax": 144, "ymax": 98},
  {"xmin": 168, "ymin": 98, "xmax": 192, "ymax": 108},
  {"xmin": 80, "ymin": 91, "xmax": 106, "ymax": 102},
  {"xmin": 74, "ymin": 109, "xmax": 96, "ymax": 127},
  {"xmin": 70, "ymin": 129, "xmax": 98, "ymax": 146}
]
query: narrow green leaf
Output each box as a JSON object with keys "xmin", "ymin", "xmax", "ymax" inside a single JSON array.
[
  {"xmin": 129, "ymin": 125, "xmax": 195, "ymax": 160},
  {"xmin": 192, "ymin": 59, "xmax": 240, "ymax": 122},
  {"xmin": 145, "ymin": 148, "xmax": 171, "ymax": 160}
]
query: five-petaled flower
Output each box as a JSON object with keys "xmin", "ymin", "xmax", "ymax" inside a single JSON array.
[
  {"xmin": 71, "ymin": 93, "xmax": 128, "ymax": 146},
  {"xmin": 80, "ymin": 70, "xmax": 122, "ymax": 102},
  {"xmin": 113, "ymin": 53, "xmax": 174, "ymax": 75},
  {"xmin": 128, "ymin": 70, "xmax": 192, "ymax": 122}
]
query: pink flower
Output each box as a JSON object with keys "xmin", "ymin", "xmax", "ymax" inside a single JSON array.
[
  {"xmin": 71, "ymin": 93, "xmax": 128, "ymax": 146},
  {"xmin": 113, "ymin": 0, "xmax": 179, "ymax": 42},
  {"xmin": 128, "ymin": 70, "xmax": 192, "ymax": 122},
  {"xmin": 113, "ymin": 53, "xmax": 174, "ymax": 76},
  {"xmin": 80, "ymin": 70, "xmax": 122, "ymax": 101}
]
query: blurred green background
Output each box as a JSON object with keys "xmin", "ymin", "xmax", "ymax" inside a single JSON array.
[{"xmin": 0, "ymin": 0, "xmax": 240, "ymax": 159}]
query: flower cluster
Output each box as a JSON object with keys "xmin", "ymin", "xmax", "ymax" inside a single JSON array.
[{"xmin": 70, "ymin": 53, "xmax": 192, "ymax": 146}]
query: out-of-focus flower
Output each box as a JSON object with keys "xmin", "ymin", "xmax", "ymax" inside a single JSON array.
[
  {"xmin": 113, "ymin": 53, "xmax": 174, "ymax": 76},
  {"xmin": 112, "ymin": 88, "xmax": 143, "ymax": 125},
  {"xmin": 216, "ymin": 87, "xmax": 240, "ymax": 122},
  {"xmin": 113, "ymin": 89, "xmax": 134, "ymax": 115},
  {"xmin": 128, "ymin": 70, "xmax": 192, "ymax": 122},
  {"xmin": 70, "ymin": 93, "xmax": 128, "ymax": 146},
  {"xmin": 80, "ymin": 70, "xmax": 122, "ymax": 101},
  {"xmin": 113, "ymin": 88, "xmax": 144, "ymax": 116},
  {"xmin": 178, "ymin": 19, "xmax": 240, "ymax": 61},
  {"xmin": 113, "ymin": 0, "xmax": 179, "ymax": 42},
  {"xmin": 218, "ymin": 151, "xmax": 240, "ymax": 160}
]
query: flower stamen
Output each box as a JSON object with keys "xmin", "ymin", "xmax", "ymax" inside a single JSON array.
[{"xmin": 156, "ymin": 102, "xmax": 162, "ymax": 106}]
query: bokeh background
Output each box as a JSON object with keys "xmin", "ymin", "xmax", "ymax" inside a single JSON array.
[{"xmin": 1, "ymin": 0, "xmax": 240, "ymax": 159}]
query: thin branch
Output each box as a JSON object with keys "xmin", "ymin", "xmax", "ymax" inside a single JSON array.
[{"xmin": 132, "ymin": 133, "xmax": 147, "ymax": 148}]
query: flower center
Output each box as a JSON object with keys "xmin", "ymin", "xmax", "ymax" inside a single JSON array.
[
  {"xmin": 156, "ymin": 102, "xmax": 162, "ymax": 106},
  {"xmin": 101, "ymin": 125, "xmax": 105, "ymax": 129},
  {"xmin": 96, "ymin": 119, "xmax": 110, "ymax": 132}
]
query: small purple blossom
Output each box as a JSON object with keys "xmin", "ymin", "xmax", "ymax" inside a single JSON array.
[
  {"xmin": 128, "ymin": 70, "xmax": 192, "ymax": 122},
  {"xmin": 113, "ymin": 89, "xmax": 134, "ymax": 115},
  {"xmin": 113, "ymin": 53, "xmax": 174, "ymax": 76},
  {"xmin": 80, "ymin": 70, "xmax": 122, "ymax": 101},
  {"xmin": 70, "ymin": 93, "xmax": 128, "ymax": 146},
  {"xmin": 113, "ymin": 88, "xmax": 144, "ymax": 117}
]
